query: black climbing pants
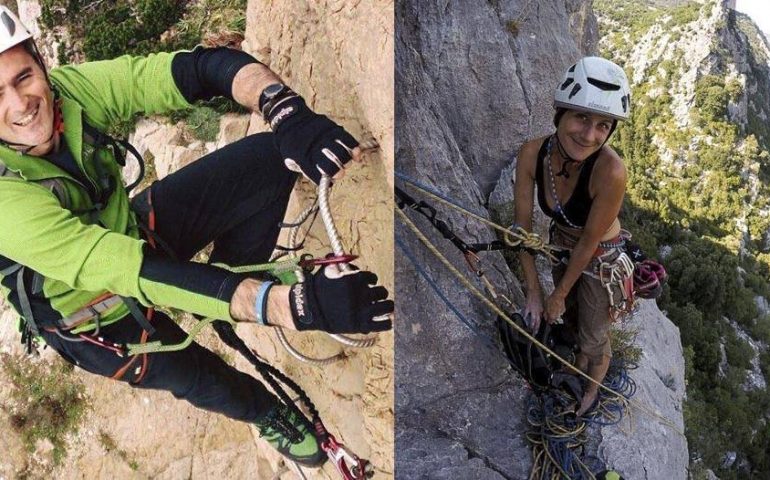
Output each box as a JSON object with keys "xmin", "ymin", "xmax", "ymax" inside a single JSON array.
[{"xmin": 42, "ymin": 133, "xmax": 297, "ymax": 423}]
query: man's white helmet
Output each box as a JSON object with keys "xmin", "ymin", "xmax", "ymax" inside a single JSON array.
[
  {"xmin": 0, "ymin": 6, "xmax": 32, "ymax": 55},
  {"xmin": 554, "ymin": 57, "xmax": 631, "ymax": 121}
]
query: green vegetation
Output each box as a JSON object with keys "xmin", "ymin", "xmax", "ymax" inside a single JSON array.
[
  {"xmin": 98, "ymin": 430, "xmax": 140, "ymax": 471},
  {"xmin": 41, "ymin": 0, "xmax": 247, "ymax": 60},
  {"xmin": 1, "ymin": 354, "xmax": 89, "ymax": 466},
  {"xmin": 41, "ymin": 0, "xmax": 249, "ymax": 142},
  {"xmin": 168, "ymin": 97, "xmax": 249, "ymax": 143},
  {"xmin": 610, "ymin": 325, "xmax": 643, "ymax": 365},
  {"xmin": 597, "ymin": 0, "xmax": 770, "ymax": 477}
]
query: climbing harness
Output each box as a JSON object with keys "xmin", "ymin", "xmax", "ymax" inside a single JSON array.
[
  {"xmin": 550, "ymin": 225, "xmax": 640, "ymax": 322},
  {"xmin": 0, "ymin": 118, "xmax": 154, "ymax": 354}
]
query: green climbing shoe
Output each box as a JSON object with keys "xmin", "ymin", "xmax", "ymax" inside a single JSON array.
[{"xmin": 254, "ymin": 403, "xmax": 327, "ymax": 467}]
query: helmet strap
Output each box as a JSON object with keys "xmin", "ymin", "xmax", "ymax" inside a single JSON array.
[{"xmin": 553, "ymin": 133, "xmax": 581, "ymax": 179}]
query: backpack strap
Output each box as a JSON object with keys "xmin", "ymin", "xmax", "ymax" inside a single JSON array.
[
  {"xmin": 0, "ymin": 159, "xmax": 71, "ymax": 209},
  {"xmin": 0, "ymin": 129, "xmax": 155, "ymax": 347},
  {"xmin": 82, "ymin": 121, "xmax": 146, "ymax": 195}
]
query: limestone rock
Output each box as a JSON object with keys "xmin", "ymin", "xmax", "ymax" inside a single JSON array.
[
  {"xmin": 396, "ymin": 1, "xmax": 589, "ymax": 477},
  {"xmin": 244, "ymin": 2, "xmax": 395, "ymax": 477},
  {"xmin": 596, "ymin": 301, "xmax": 688, "ymax": 479},
  {"xmin": 2, "ymin": 1, "xmax": 393, "ymax": 479}
]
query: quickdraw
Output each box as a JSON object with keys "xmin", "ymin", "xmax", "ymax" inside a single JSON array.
[
  {"xmin": 395, "ymin": 176, "xmax": 560, "ymax": 307},
  {"xmin": 299, "ymin": 254, "xmax": 359, "ymax": 268},
  {"xmin": 593, "ymin": 251, "xmax": 636, "ymax": 322},
  {"xmin": 318, "ymin": 426, "xmax": 373, "ymax": 480}
]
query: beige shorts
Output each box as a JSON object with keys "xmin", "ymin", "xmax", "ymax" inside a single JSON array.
[{"xmin": 552, "ymin": 263, "xmax": 613, "ymax": 360}]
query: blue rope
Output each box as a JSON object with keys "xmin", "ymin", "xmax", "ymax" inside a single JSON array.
[
  {"xmin": 395, "ymin": 170, "xmax": 489, "ymax": 218},
  {"xmin": 583, "ymin": 359, "xmax": 637, "ymax": 426},
  {"xmin": 526, "ymin": 360, "xmax": 638, "ymax": 477}
]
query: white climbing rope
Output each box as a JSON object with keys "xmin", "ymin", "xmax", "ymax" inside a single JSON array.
[{"xmin": 274, "ymin": 139, "xmax": 381, "ymax": 365}]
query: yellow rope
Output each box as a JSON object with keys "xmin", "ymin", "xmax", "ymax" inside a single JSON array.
[
  {"xmin": 396, "ymin": 207, "xmax": 685, "ymax": 438},
  {"xmin": 400, "ymin": 181, "xmax": 561, "ymax": 263}
]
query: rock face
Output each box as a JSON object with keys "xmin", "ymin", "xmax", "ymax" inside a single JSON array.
[
  {"xmin": 396, "ymin": 1, "xmax": 687, "ymax": 478},
  {"xmin": 244, "ymin": 2, "xmax": 394, "ymax": 478},
  {"xmin": 596, "ymin": 301, "xmax": 688, "ymax": 479},
  {"xmin": 0, "ymin": 1, "xmax": 393, "ymax": 479}
]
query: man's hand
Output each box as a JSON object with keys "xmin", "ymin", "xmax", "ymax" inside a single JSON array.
[
  {"xmin": 267, "ymin": 93, "xmax": 361, "ymax": 185},
  {"xmin": 289, "ymin": 264, "xmax": 393, "ymax": 334}
]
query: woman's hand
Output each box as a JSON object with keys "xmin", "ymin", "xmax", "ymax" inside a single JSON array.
[
  {"xmin": 544, "ymin": 290, "xmax": 567, "ymax": 324},
  {"xmin": 523, "ymin": 291, "xmax": 545, "ymax": 333}
]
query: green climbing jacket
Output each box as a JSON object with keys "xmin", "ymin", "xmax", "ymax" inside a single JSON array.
[{"xmin": 0, "ymin": 51, "xmax": 246, "ymax": 334}]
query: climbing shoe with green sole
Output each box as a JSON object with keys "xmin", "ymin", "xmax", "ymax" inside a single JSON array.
[{"xmin": 254, "ymin": 403, "xmax": 327, "ymax": 467}]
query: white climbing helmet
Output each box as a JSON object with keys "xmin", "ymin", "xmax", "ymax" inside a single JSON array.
[
  {"xmin": 553, "ymin": 56, "xmax": 632, "ymax": 121},
  {"xmin": 0, "ymin": 6, "xmax": 32, "ymax": 55}
]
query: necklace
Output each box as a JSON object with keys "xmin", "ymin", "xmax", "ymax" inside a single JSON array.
[{"xmin": 545, "ymin": 135, "xmax": 582, "ymax": 230}]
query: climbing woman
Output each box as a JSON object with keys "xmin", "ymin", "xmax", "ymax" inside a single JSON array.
[{"xmin": 512, "ymin": 56, "xmax": 632, "ymax": 416}]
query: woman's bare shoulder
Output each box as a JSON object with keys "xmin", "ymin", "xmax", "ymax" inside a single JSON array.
[
  {"xmin": 519, "ymin": 135, "xmax": 549, "ymax": 156},
  {"xmin": 596, "ymin": 145, "xmax": 627, "ymax": 183}
]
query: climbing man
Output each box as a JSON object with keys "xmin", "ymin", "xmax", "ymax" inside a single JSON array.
[{"xmin": 0, "ymin": 7, "xmax": 392, "ymax": 468}]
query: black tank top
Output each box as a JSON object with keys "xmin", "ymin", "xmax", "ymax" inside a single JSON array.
[{"xmin": 535, "ymin": 136, "xmax": 600, "ymax": 229}]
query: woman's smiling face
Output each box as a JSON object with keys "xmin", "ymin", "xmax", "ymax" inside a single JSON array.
[{"xmin": 556, "ymin": 109, "xmax": 615, "ymax": 161}]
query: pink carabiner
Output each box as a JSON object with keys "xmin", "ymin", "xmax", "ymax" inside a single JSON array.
[
  {"xmin": 300, "ymin": 254, "xmax": 359, "ymax": 269},
  {"xmin": 321, "ymin": 435, "xmax": 373, "ymax": 480}
]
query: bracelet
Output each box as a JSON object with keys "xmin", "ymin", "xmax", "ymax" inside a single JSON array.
[{"xmin": 254, "ymin": 281, "xmax": 275, "ymax": 325}]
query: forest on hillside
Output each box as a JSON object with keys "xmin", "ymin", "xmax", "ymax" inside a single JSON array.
[{"xmin": 596, "ymin": 0, "xmax": 770, "ymax": 477}]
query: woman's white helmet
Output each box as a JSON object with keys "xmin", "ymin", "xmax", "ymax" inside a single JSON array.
[
  {"xmin": 0, "ymin": 6, "xmax": 32, "ymax": 55},
  {"xmin": 554, "ymin": 57, "xmax": 631, "ymax": 121}
]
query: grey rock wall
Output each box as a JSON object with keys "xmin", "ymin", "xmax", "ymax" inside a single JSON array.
[
  {"xmin": 396, "ymin": 0, "xmax": 688, "ymax": 478},
  {"xmin": 395, "ymin": 1, "xmax": 592, "ymax": 478}
]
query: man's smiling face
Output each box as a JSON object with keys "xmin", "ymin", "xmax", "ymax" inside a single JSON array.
[{"xmin": 0, "ymin": 44, "xmax": 54, "ymax": 154}]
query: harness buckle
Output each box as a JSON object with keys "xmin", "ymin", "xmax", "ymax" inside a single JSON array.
[{"xmin": 321, "ymin": 434, "xmax": 373, "ymax": 480}]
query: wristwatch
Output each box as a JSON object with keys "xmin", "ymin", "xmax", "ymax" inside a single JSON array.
[{"xmin": 258, "ymin": 83, "xmax": 292, "ymax": 119}]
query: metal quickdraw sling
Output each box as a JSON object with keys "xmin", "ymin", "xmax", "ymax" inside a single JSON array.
[{"xmin": 395, "ymin": 173, "xmax": 563, "ymax": 310}]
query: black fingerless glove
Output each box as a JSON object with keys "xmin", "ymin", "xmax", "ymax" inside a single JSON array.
[
  {"xmin": 289, "ymin": 265, "xmax": 393, "ymax": 334},
  {"xmin": 267, "ymin": 93, "xmax": 359, "ymax": 185}
]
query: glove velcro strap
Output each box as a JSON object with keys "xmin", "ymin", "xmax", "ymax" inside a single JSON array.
[
  {"xmin": 289, "ymin": 282, "xmax": 312, "ymax": 330},
  {"xmin": 267, "ymin": 94, "xmax": 305, "ymax": 131}
]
